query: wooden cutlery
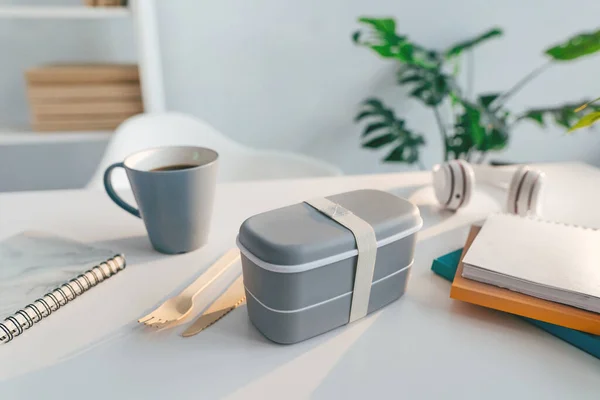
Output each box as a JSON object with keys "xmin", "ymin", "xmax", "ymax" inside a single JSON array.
[
  {"xmin": 182, "ymin": 275, "xmax": 246, "ymax": 337},
  {"xmin": 138, "ymin": 249, "xmax": 240, "ymax": 328}
]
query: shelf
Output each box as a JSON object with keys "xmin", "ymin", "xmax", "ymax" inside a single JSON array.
[
  {"xmin": 0, "ymin": 129, "xmax": 112, "ymax": 145},
  {"xmin": 0, "ymin": 6, "xmax": 130, "ymax": 19}
]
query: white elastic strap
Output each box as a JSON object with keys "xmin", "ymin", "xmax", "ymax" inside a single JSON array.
[{"xmin": 304, "ymin": 198, "xmax": 377, "ymax": 323}]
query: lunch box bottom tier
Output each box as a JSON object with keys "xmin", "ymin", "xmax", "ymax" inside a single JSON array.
[
  {"xmin": 245, "ymin": 264, "xmax": 411, "ymax": 344},
  {"xmin": 240, "ymin": 235, "xmax": 416, "ymax": 311}
]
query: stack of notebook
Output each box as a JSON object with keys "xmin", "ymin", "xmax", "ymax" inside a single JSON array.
[
  {"xmin": 432, "ymin": 213, "xmax": 600, "ymax": 358},
  {"xmin": 451, "ymin": 214, "xmax": 600, "ymax": 335},
  {"xmin": 26, "ymin": 64, "xmax": 142, "ymax": 132}
]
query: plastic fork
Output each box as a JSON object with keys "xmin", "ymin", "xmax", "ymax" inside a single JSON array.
[{"xmin": 138, "ymin": 249, "xmax": 240, "ymax": 328}]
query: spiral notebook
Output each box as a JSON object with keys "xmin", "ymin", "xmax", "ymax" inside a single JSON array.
[{"xmin": 0, "ymin": 231, "xmax": 126, "ymax": 344}]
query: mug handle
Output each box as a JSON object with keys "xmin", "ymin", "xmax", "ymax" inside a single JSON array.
[{"xmin": 103, "ymin": 162, "xmax": 141, "ymax": 218}]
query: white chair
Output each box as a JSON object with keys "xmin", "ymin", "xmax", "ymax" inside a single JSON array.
[{"xmin": 87, "ymin": 112, "xmax": 342, "ymax": 189}]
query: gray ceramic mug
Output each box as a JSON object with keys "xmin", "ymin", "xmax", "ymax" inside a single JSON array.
[{"xmin": 103, "ymin": 146, "xmax": 219, "ymax": 254}]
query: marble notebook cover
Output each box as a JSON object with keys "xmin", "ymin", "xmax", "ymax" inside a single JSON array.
[{"xmin": 0, "ymin": 231, "xmax": 115, "ymax": 318}]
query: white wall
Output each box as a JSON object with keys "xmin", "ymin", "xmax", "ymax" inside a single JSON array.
[
  {"xmin": 156, "ymin": 0, "xmax": 600, "ymax": 174},
  {"xmin": 1, "ymin": 0, "xmax": 600, "ymax": 191}
]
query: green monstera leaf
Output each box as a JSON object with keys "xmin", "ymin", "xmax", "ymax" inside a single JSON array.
[
  {"xmin": 477, "ymin": 95, "xmax": 510, "ymax": 152},
  {"xmin": 445, "ymin": 28, "xmax": 503, "ymax": 58},
  {"xmin": 518, "ymin": 106, "xmax": 577, "ymax": 128},
  {"xmin": 517, "ymin": 100, "xmax": 600, "ymax": 129},
  {"xmin": 353, "ymin": 17, "xmax": 439, "ymax": 69},
  {"xmin": 545, "ymin": 29, "xmax": 600, "ymax": 61},
  {"xmin": 352, "ymin": 18, "xmax": 404, "ymax": 57},
  {"xmin": 448, "ymin": 96, "xmax": 509, "ymax": 159},
  {"xmin": 383, "ymin": 136, "xmax": 426, "ymax": 163},
  {"xmin": 459, "ymin": 101, "xmax": 486, "ymax": 148},
  {"xmin": 478, "ymin": 93, "xmax": 501, "ymax": 108},
  {"xmin": 397, "ymin": 66, "xmax": 455, "ymax": 107},
  {"xmin": 355, "ymin": 98, "xmax": 426, "ymax": 164},
  {"xmin": 352, "ymin": 18, "xmax": 399, "ymax": 44}
]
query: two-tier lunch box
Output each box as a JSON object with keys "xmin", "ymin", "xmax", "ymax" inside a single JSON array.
[{"xmin": 236, "ymin": 189, "xmax": 422, "ymax": 344}]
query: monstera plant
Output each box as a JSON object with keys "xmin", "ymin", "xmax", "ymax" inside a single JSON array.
[{"xmin": 352, "ymin": 18, "xmax": 600, "ymax": 166}]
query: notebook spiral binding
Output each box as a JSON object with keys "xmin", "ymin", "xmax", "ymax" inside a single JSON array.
[
  {"xmin": 0, "ymin": 254, "xmax": 126, "ymax": 344},
  {"xmin": 498, "ymin": 212, "xmax": 599, "ymax": 231}
]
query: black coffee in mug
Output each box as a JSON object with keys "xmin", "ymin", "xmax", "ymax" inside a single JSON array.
[
  {"xmin": 103, "ymin": 146, "xmax": 219, "ymax": 254},
  {"xmin": 150, "ymin": 164, "xmax": 197, "ymax": 172}
]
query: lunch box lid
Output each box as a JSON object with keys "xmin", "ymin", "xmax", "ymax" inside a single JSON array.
[{"xmin": 237, "ymin": 189, "xmax": 422, "ymax": 272}]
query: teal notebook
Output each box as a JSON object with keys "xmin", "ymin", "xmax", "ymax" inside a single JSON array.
[{"xmin": 432, "ymin": 248, "xmax": 600, "ymax": 360}]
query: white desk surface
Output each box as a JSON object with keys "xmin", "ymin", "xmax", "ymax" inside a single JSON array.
[{"xmin": 1, "ymin": 162, "xmax": 599, "ymax": 399}]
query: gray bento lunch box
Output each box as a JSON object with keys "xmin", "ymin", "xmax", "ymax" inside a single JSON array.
[{"xmin": 236, "ymin": 189, "xmax": 422, "ymax": 344}]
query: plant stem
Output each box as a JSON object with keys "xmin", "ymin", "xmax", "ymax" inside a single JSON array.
[
  {"xmin": 466, "ymin": 148, "xmax": 474, "ymax": 162},
  {"xmin": 466, "ymin": 51, "xmax": 475, "ymax": 101},
  {"xmin": 492, "ymin": 61, "xmax": 552, "ymax": 111},
  {"xmin": 452, "ymin": 57, "xmax": 461, "ymax": 77},
  {"xmin": 433, "ymin": 106, "xmax": 449, "ymax": 161},
  {"xmin": 476, "ymin": 151, "xmax": 487, "ymax": 164},
  {"xmin": 575, "ymin": 96, "xmax": 600, "ymax": 112}
]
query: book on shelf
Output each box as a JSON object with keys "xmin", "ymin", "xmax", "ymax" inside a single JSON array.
[
  {"xmin": 31, "ymin": 112, "xmax": 138, "ymax": 132},
  {"xmin": 30, "ymin": 101, "xmax": 143, "ymax": 117},
  {"xmin": 27, "ymin": 83, "xmax": 141, "ymax": 103},
  {"xmin": 32, "ymin": 119, "xmax": 127, "ymax": 132},
  {"xmin": 84, "ymin": 0, "xmax": 128, "ymax": 7},
  {"xmin": 25, "ymin": 64, "xmax": 141, "ymax": 132},
  {"xmin": 95, "ymin": 0, "xmax": 125, "ymax": 6},
  {"xmin": 26, "ymin": 64, "xmax": 139, "ymax": 85},
  {"xmin": 85, "ymin": 0, "xmax": 128, "ymax": 6},
  {"xmin": 32, "ymin": 110, "xmax": 138, "ymax": 122},
  {"xmin": 450, "ymin": 218, "xmax": 600, "ymax": 335}
]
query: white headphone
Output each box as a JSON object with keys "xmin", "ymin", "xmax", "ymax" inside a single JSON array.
[{"xmin": 432, "ymin": 160, "xmax": 546, "ymax": 216}]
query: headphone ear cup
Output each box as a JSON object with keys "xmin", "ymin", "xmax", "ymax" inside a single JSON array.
[
  {"xmin": 432, "ymin": 160, "xmax": 474, "ymax": 211},
  {"xmin": 527, "ymin": 171, "xmax": 545, "ymax": 217},
  {"xmin": 432, "ymin": 163, "xmax": 452, "ymax": 207},
  {"xmin": 456, "ymin": 160, "xmax": 474, "ymax": 209},
  {"xmin": 506, "ymin": 166, "xmax": 545, "ymax": 216}
]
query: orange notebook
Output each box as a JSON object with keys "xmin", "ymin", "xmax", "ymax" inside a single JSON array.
[{"xmin": 450, "ymin": 225, "xmax": 600, "ymax": 335}]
